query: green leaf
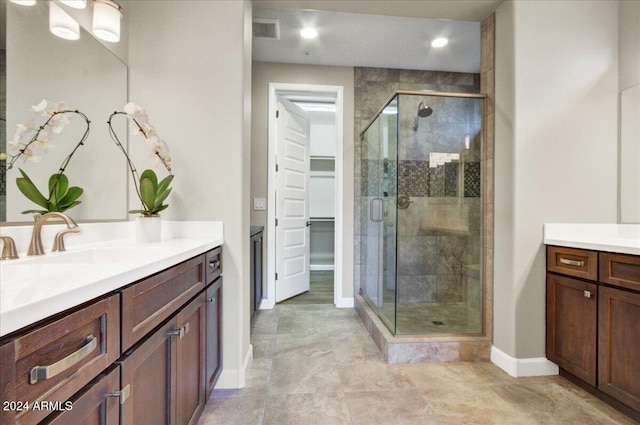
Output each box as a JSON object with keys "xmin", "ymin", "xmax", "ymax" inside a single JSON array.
[
  {"xmin": 153, "ymin": 204, "xmax": 169, "ymax": 214},
  {"xmin": 48, "ymin": 173, "xmax": 69, "ymax": 205},
  {"xmin": 153, "ymin": 187, "xmax": 172, "ymax": 209},
  {"xmin": 16, "ymin": 175, "xmax": 49, "ymax": 209},
  {"xmin": 21, "ymin": 209, "xmax": 48, "ymax": 215},
  {"xmin": 58, "ymin": 201, "xmax": 81, "ymax": 212},
  {"xmin": 140, "ymin": 169, "xmax": 158, "ymax": 191},
  {"xmin": 139, "ymin": 177, "xmax": 156, "ymax": 211},
  {"xmin": 58, "ymin": 186, "xmax": 84, "ymax": 208},
  {"xmin": 156, "ymin": 174, "xmax": 174, "ymax": 195}
]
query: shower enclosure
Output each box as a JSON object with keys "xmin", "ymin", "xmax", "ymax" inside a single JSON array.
[{"xmin": 360, "ymin": 90, "xmax": 485, "ymax": 336}]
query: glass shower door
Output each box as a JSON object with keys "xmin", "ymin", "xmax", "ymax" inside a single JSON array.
[{"xmin": 361, "ymin": 97, "xmax": 398, "ymax": 333}]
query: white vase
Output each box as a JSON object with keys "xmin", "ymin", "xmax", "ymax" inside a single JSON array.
[{"xmin": 135, "ymin": 215, "xmax": 162, "ymax": 243}]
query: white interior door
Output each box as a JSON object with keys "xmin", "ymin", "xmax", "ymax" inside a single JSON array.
[{"xmin": 275, "ymin": 97, "xmax": 311, "ymax": 302}]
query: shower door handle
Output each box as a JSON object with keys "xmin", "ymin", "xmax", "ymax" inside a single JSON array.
[{"xmin": 370, "ymin": 198, "xmax": 384, "ymax": 222}]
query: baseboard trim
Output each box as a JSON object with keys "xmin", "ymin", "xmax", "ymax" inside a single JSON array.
[
  {"xmin": 214, "ymin": 344, "xmax": 253, "ymax": 389},
  {"xmin": 335, "ymin": 297, "xmax": 354, "ymax": 308},
  {"xmin": 491, "ymin": 345, "xmax": 559, "ymax": 377},
  {"xmin": 310, "ymin": 265, "xmax": 335, "ymax": 271}
]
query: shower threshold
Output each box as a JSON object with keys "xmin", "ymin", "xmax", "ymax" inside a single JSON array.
[{"xmin": 354, "ymin": 294, "xmax": 491, "ymax": 364}]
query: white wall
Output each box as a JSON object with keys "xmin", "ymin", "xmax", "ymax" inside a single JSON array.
[
  {"xmin": 128, "ymin": 0, "xmax": 252, "ymax": 388},
  {"xmin": 251, "ymin": 62, "xmax": 354, "ymax": 300},
  {"xmin": 494, "ymin": 0, "xmax": 619, "ymax": 360}
]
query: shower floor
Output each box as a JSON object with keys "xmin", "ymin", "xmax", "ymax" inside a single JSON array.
[{"xmin": 377, "ymin": 300, "xmax": 482, "ymax": 335}]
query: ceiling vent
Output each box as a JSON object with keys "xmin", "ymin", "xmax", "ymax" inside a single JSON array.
[{"xmin": 253, "ymin": 18, "xmax": 280, "ymax": 40}]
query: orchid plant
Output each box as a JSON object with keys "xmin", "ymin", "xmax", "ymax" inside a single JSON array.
[
  {"xmin": 107, "ymin": 103, "xmax": 174, "ymax": 217},
  {"xmin": 0, "ymin": 100, "xmax": 89, "ymax": 214}
]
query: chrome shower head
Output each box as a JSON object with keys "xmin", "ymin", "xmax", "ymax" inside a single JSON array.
[{"xmin": 417, "ymin": 101, "xmax": 433, "ymax": 118}]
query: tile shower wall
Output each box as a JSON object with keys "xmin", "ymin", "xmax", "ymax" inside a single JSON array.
[{"xmin": 354, "ymin": 67, "xmax": 481, "ymax": 307}]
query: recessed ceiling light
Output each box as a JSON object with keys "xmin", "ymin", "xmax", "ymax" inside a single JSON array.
[
  {"xmin": 300, "ymin": 27, "xmax": 318, "ymax": 39},
  {"xmin": 431, "ymin": 37, "xmax": 448, "ymax": 48}
]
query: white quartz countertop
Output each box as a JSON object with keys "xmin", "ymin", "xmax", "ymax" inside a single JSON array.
[
  {"xmin": 0, "ymin": 221, "xmax": 223, "ymax": 337},
  {"xmin": 544, "ymin": 223, "xmax": 640, "ymax": 255}
]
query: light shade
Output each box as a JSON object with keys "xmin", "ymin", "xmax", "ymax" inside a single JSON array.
[
  {"xmin": 9, "ymin": 0, "xmax": 37, "ymax": 5},
  {"xmin": 431, "ymin": 37, "xmax": 448, "ymax": 48},
  {"xmin": 59, "ymin": 0, "xmax": 87, "ymax": 8},
  {"xmin": 300, "ymin": 27, "xmax": 318, "ymax": 39},
  {"xmin": 92, "ymin": 0, "xmax": 123, "ymax": 43},
  {"xmin": 49, "ymin": 1, "xmax": 81, "ymax": 41}
]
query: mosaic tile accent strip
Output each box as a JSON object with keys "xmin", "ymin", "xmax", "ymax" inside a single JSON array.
[
  {"xmin": 464, "ymin": 162, "xmax": 481, "ymax": 198},
  {"xmin": 398, "ymin": 160, "xmax": 429, "ymax": 197},
  {"xmin": 444, "ymin": 162, "xmax": 459, "ymax": 197}
]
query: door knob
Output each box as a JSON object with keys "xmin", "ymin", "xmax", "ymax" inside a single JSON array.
[{"xmin": 306, "ymin": 221, "xmax": 312, "ymax": 227}]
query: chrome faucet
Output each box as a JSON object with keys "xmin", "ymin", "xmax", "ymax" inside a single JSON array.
[
  {"xmin": 28, "ymin": 212, "xmax": 81, "ymax": 256},
  {"xmin": 0, "ymin": 236, "xmax": 19, "ymax": 260}
]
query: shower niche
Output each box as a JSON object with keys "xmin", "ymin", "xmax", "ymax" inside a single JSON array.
[{"xmin": 359, "ymin": 90, "xmax": 485, "ymax": 337}]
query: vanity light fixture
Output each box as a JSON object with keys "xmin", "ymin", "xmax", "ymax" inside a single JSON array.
[
  {"xmin": 49, "ymin": 1, "xmax": 81, "ymax": 41},
  {"xmin": 59, "ymin": 0, "xmax": 87, "ymax": 8},
  {"xmin": 92, "ymin": 0, "xmax": 123, "ymax": 43},
  {"xmin": 431, "ymin": 37, "xmax": 448, "ymax": 48},
  {"xmin": 300, "ymin": 27, "xmax": 318, "ymax": 39},
  {"xmin": 9, "ymin": 0, "xmax": 37, "ymax": 5}
]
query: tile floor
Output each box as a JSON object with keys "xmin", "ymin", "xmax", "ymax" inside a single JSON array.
[{"xmin": 197, "ymin": 304, "xmax": 637, "ymax": 425}]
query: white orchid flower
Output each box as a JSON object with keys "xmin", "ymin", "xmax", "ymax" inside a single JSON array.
[
  {"xmin": 50, "ymin": 114, "xmax": 70, "ymax": 134},
  {"xmin": 124, "ymin": 102, "xmax": 145, "ymax": 117},
  {"xmin": 31, "ymin": 99, "xmax": 48, "ymax": 114}
]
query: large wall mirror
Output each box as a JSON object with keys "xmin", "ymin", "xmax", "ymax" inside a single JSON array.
[
  {"xmin": 1, "ymin": 0, "xmax": 128, "ymax": 223},
  {"xmin": 620, "ymin": 84, "xmax": 640, "ymax": 223}
]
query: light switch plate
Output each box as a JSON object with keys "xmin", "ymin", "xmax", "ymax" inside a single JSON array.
[{"xmin": 253, "ymin": 198, "xmax": 266, "ymax": 211}]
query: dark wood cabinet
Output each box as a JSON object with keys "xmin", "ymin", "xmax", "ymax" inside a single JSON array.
[
  {"xmin": 42, "ymin": 366, "xmax": 121, "ymax": 425},
  {"xmin": 0, "ymin": 295, "xmax": 120, "ymax": 425},
  {"xmin": 205, "ymin": 277, "xmax": 223, "ymax": 400},
  {"xmin": 175, "ymin": 293, "xmax": 207, "ymax": 425},
  {"xmin": 121, "ymin": 255, "xmax": 205, "ymax": 352},
  {"xmin": 546, "ymin": 245, "xmax": 640, "ymax": 422},
  {"xmin": 546, "ymin": 274, "xmax": 597, "ymax": 385},
  {"xmin": 598, "ymin": 285, "xmax": 640, "ymax": 412},
  {"xmin": 0, "ymin": 246, "xmax": 223, "ymax": 425},
  {"xmin": 250, "ymin": 229, "xmax": 263, "ymax": 319},
  {"xmin": 120, "ymin": 317, "xmax": 176, "ymax": 425}
]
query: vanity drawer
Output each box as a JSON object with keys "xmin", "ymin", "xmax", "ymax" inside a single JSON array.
[
  {"xmin": 206, "ymin": 247, "xmax": 222, "ymax": 283},
  {"xmin": 121, "ymin": 255, "xmax": 205, "ymax": 352},
  {"xmin": 0, "ymin": 295, "xmax": 119, "ymax": 425},
  {"xmin": 599, "ymin": 252, "xmax": 640, "ymax": 292},
  {"xmin": 547, "ymin": 246, "xmax": 598, "ymax": 281}
]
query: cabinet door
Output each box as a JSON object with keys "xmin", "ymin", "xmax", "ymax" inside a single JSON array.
[
  {"xmin": 255, "ymin": 234, "xmax": 263, "ymax": 311},
  {"xmin": 250, "ymin": 235, "xmax": 256, "ymax": 318},
  {"xmin": 176, "ymin": 293, "xmax": 206, "ymax": 425},
  {"xmin": 120, "ymin": 318, "xmax": 177, "ymax": 425},
  {"xmin": 42, "ymin": 366, "xmax": 120, "ymax": 425},
  {"xmin": 598, "ymin": 286, "xmax": 640, "ymax": 411},
  {"xmin": 546, "ymin": 274, "xmax": 598, "ymax": 385},
  {"xmin": 206, "ymin": 278, "xmax": 223, "ymax": 400}
]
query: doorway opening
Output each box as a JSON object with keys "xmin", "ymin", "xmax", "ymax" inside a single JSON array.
[{"xmin": 264, "ymin": 83, "xmax": 345, "ymax": 309}]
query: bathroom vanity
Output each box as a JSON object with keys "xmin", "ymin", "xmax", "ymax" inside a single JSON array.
[
  {"xmin": 0, "ymin": 224, "xmax": 223, "ymax": 425},
  {"xmin": 544, "ymin": 224, "xmax": 640, "ymax": 422}
]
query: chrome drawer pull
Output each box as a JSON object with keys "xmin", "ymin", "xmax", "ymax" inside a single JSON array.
[
  {"xmin": 30, "ymin": 335, "xmax": 97, "ymax": 384},
  {"xmin": 105, "ymin": 384, "xmax": 131, "ymax": 405},
  {"xmin": 559, "ymin": 258, "xmax": 585, "ymax": 267},
  {"xmin": 168, "ymin": 322, "xmax": 190, "ymax": 339},
  {"xmin": 209, "ymin": 260, "xmax": 220, "ymax": 270}
]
